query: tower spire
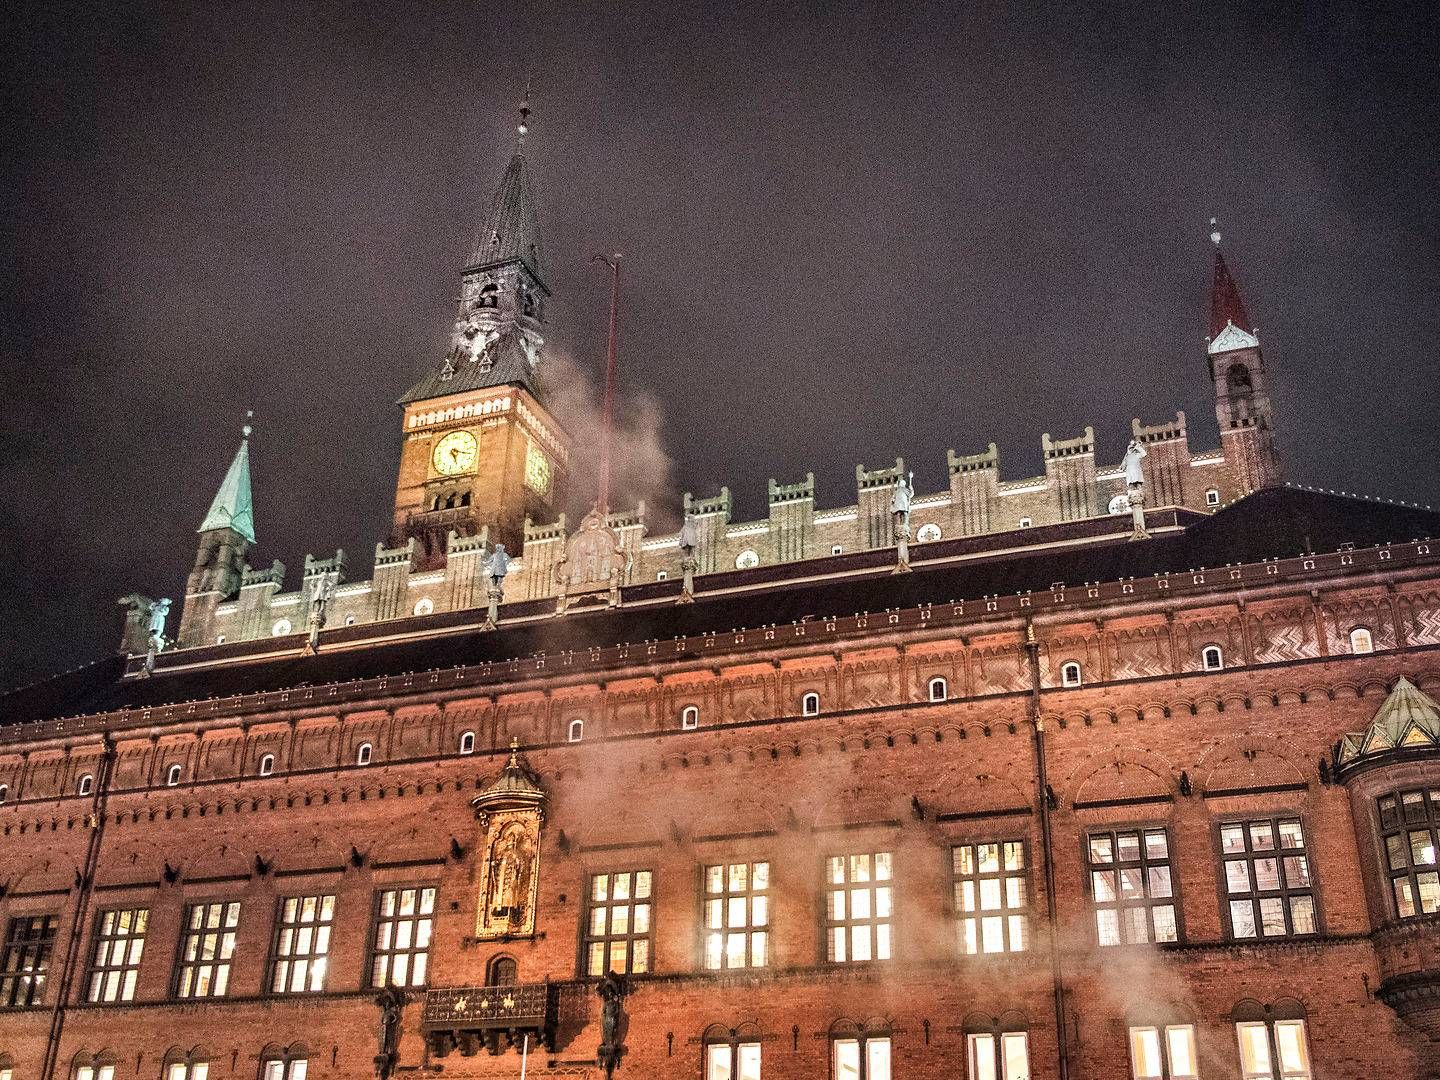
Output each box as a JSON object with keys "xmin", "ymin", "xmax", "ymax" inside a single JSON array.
[
  {"xmin": 516, "ymin": 80, "xmax": 531, "ymax": 150},
  {"xmin": 1207, "ymin": 217, "xmax": 1257, "ymax": 354},
  {"xmin": 198, "ymin": 411, "xmax": 256, "ymax": 544}
]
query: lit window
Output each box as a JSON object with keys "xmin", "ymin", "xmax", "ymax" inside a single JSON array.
[
  {"xmin": 1019, "ymin": 517, "xmax": 1032, "ymax": 529},
  {"xmin": 1087, "ymin": 828, "xmax": 1179, "ymax": 945},
  {"xmin": 967, "ymin": 1028, "xmax": 1030, "ymax": 1080},
  {"xmin": 1060, "ymin": 662, "xmax": 1082, "ymax": 688},
  {"xmin": 1221, "ymin": 818, "xmax": 1317, "ymax": 938},
  {"xmin": 917, "ymin": 522, "xmax": 942, "ymax": 543},
  {"xmin": 77, "ymin": 774, "xmax": 94, "ymax": 796},
  {"xmin": 735, "ymin": 549, "xmax": 760, "ymax": 570},
  {"xmin": 703, "ymin": 861, "xmax": 769, "ymax": 969},
  {"xmin": 272, "ymin": 618, "xmax": 292, "ymax": 636},
  {"xmin": 166, "ymin": 764, "xmax": 183, "ymax": 787},
  {"xmin": 681, "ymin": 706, "xmax": 700, "ymax": 730},
  {"xmin": 73, "ymin": 1062, "xmax": 115, "ymax": 1080},
  {"xmin": 831, "ymin": 544, "xmax": 844, "ymax": 556},
  {"xmin": 929, "ymin": 677, "xmax": 948, "ymax": 702},
  {"xmin": 826, "ymin": 852, "xmax": 893, "ymax": 963},
  {"xmin": 1349, "ymin": 627, "xmax": 1374, "ymax": 654},
  {"xmin": 1378, "ymin": 788, "xmax": 1440, "ymax": 919},
  {"xmin": 1205, "ymin": 489, "xmax": 1221, "ymax": 507},
  {"xmin": 459, "ymin": 730, "xmax": 476, "ymax": 755},
  {"xmin": 0, "ymin": 914, "xmax": 58, "ymax": 1006},
  {"xmin": 583, "ymin": 870, "xmax": 653, "ymax": 976},
  {"xmin": 260, "ymin": 1051, "xmax": 307, "ymax": 1080},
  {"xmin": 371, "ymin": 886, "xmax": 436, "ymax": 988},
  {"xmin": 86, "ymin": 908, "xmax": 148, "ymax": 1003},
  {"xmin": 258, "ymin": 753, "xmax": 275, "ymax": 777},
  {"xmin": 176, "ymin": 900, "xmax": 240, "ymax": 998},
  {"xmin": 1129, "ymin": 1024, "xmax": 1199, "ymax": 1079},
  {"xmin": 0, "ymin": 1059, "xmax": 8, "ymax": 1080},
  {"xmin": 801, "ymin": 692, "xmax": 821, "ymax": 716},
  {"xmin": 831, "ymin": 1034, "xmax": 890, "ymax": 1079},
  {"xmin": 413, "ymin": 597, "xmax": 434, "ymax": 617},
  {"xmin": 953, "ymin": 841, "xmax": 1029, "ymax": 955},
  {"xmin": 356, "ymin": 742, "xmax": 373, "ymax": 766},
  {"xmin": 705, "ymin": 1039, "xmax": 761, "ymax": 1080},
  {"xmin": 568, "ymin": 719, "xmax": 584, "ymax": 743},
  {"xmin": 1202, "ymin": 645, "xmax": 1224, "ymax": 671},
  {"xmin": 163, "ymin": 1057, "xmax": 209, "ymax": 1080},
  {"xmin": 1236, "ymin": 1017, "xmax": 1311, "ymax": 1080},
  {"xmin": 270, "ymin": 894, "xmax": 336, "ymax": 993}
]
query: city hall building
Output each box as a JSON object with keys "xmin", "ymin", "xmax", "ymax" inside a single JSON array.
[{"xmin": 1, "ymin": 113, "xmax": 1438, "ymax": 1080}]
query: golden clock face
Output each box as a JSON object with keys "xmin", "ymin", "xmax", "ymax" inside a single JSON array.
[
  {"xmin": 524, "ymin": 441, "xmax": 552, "ymax": 495},
  {"xmin": 433, "ymin": 430, "xmax": 478, "ymax": 475}
]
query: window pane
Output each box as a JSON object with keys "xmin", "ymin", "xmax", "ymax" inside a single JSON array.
[
  {"xmin": 737, "ymin": 1043, "xmax": 761, "ymax": 1080},
  {"xmin": 705, "ymin": 1045, "xmax": 732, "ymax": 1080},
  {"xmin": 866, "ymin": 1037, "xmax": 891, "ymax": 1080},
  {"xmin": 1275, "ymin": 1020, "xmax": 1310, "ymax": 1074},
  {"xmin": 1129, "ymin": 1027, "xmax": 1162, "ymax": 1080},
  {"xmin": 969, "ymin": 1034, "xmax": 997, "ymax": 1080},
  {"xmin": 833, "ymin": 1039, "xmax": 860, "ymax": 1080},
  {"xmin": 1237, "ymin": 1022, "xmax": 1272, "ymax": 1077},
  {"xmin": 1001, "ymin": 1032, "xmax": 1029, "ymax": 1080},
  {"xmin": 1166, "ymin": 1025, "xmax": 1197, "ymax": 1079}
]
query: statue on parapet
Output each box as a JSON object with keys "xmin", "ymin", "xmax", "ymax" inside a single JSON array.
[
  {"xmin": 482, "ymin": 543, "xmax": 511, "ymax": 629},
  {"xmin": 1122, "ymin": 438, "xmax": 1150, "ymax": 541},
  {"xmin": 891, "ymin": 471, "xmax": 915, "ymax": 572},
  {"xmin": 677, "ymin": 517, "xmax": 700, "ymax": 603},
  {"xmin": 305, "ymin": 571, "xmax": 338, "ymax": 653}
]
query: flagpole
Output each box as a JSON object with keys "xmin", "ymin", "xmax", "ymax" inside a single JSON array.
[
  {"xmin": 520, "ymin": 1032, "xmax": 530, "ymax": 1079},
  {"xmin": 591, "ymin": 253, "xmax": 622, "ymax": 513}
]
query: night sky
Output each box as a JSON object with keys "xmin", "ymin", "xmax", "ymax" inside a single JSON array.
[{"xmin": 4, "ymin": 2, "xmax": 1440, "ymax": 692}]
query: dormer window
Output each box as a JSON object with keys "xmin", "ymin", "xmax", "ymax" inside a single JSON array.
[
  {"xmin": 801, "ymin": 692, "xmax": 821, "ymax": 717},
  {"xmin": 166, "ymin": 764, "xmax": 183, "ymax": 788},
  {"xmin": 356, "ymin": 743, "xmax": 373, "ymax": 767},
  {"xmin": 459, "ymin": 731, "xmax": 476, "ymax": 755},
  {"xmin": 1061, "ymin": 662, "xmax": 1083, "ymax": 688}
]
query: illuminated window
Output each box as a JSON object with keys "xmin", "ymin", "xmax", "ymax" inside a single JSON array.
[
  {"xmin": 1235, "ymin": 1010, "xmax": 1312, "ymax": 1080},
  {"xmin": 831, "ymin": 1032, "xmax": 890, "ymax": 1079},
  {"xmin": 966, "ymin": 1025, "xmax": 1030, "ymax": 1080},
  {"xmin": 704, "ymin": 1040, "xmax": 761, "ymax": 1080},
  {"xmin": 1129, "ymin": 1024, "xmax": 1199, "ymax": 1079},
  {"xmin": 1349, "ymin": 627, "xmax": 1374, "ymax": 654},
  {"xmin": 681, "ymin": 706, "xmax": 700, "ymax": 730},
  {"xmin": 270, "ymin": 895, "xmax": 336, "ymax": 993},
  {"xmin": 258, "ymin": 753, "xmax": 275, "ymax": 777},
  {"xmin": 1060, "ymin": 662, "xmax": 1082, "ymax": 688},
  {"xmin": 801, "ymin": 692, "xmax": 820, "ymax": 717},
  {"xmin": 0, "ymin": 914, "xmax": 58, "ymax": 1007},
  {"xmin": 459, "ymin": 730, "xmax": 476, "ymax": 755},
  {"xmin": 953, "ymin": 841, "xmax": 1029, "ymax": 955},
  {"xmin": 826, "ymin": 852, "xmax": 893, "ymax": 963},
  {"xmin": 1221, "ymin": 818, "xmax": 1317, "ymax": 938},
  {"xmin": 1205, "ymin": 489, "xmax": 1221, "ymax": 507},
  {"xmin": 356, "ymin": 743, "xmax": 373, "ymax": 766},
  {"xmin": 917, "ymin": 522, "xmax": 942, "ymax": 543},
  {"xmin": 86, "ymin": 908, "xmax": 148, "ymax": 1002},
  {"xmin": 176, "ymin": 900, "xmax": 240, "ymax": 998},
  {"xmin": 524, "ymin": 441, "xmax": 552, "ymax": 495},
  {"xmin": 583, "ymin": 870, "xmax": 652, "ymax": 976},
  {"xmin": 735, "ymin": 549, "xmax": 760, "ymax": 570},
  {"xmin": 260, "ymin": 1048, "xmax": 308, "ymax": 1080},
  {"xmin": 162, "ymin": 1053, "xmax": 209, "ymax": 1080},
  {"xmin": 568, "ymin": 719, "xmax": 584, "ymax": 743},
  {"xmin": 929, "ymin": 677, "xmax": 948, "ymax": 702},
  {"xmin": 166, "ymin": 764, "xmax": 183, "ymax": 787},
  {"xmin": 370, "ymin": 886, "xmax": 436, "ymax": 988},
  {"xmin": 272, "ymin": 618, "xmax": 292, "ymax": 636},
  {"xmin": 702, "ymin": 861, "xmax": 769, "ymax": 969},
  {"xmin": 1087, "ymin": 828, "xmax": 1178, "ymax": 945},
  {"xmin": 77, "ymin": 774, "xmax": 94, "ymax": 796},
  {"xmin": 413, "ymin": 597, "xmax": 434, "ymax": 617},
  {"xmin": 72, "ymin": 1059, "xmax": 115, "ymax": 1080},
  {"xmin": 1202, "ymin": 645, "xmax": 1224, "ymax": 671},
  {"xmin": 1378, "ymin": 788, "xmax": 1440, "ymax": 919}
]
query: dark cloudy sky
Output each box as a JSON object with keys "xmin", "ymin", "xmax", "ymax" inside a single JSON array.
[{"xmin": 4, "ymin": 1, "xmax": 1439, "ymax": 691}]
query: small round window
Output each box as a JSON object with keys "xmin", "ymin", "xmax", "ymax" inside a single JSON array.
[
  {"xmin": 735, "ymin": 549, "xmax": 760, "ymax": 570},
  {"xmin": 414, "ymin": 597, "xmax": 434, "ymax": 617},
  {"xmin": 271, "ymin": 618, "xmax": 292, "ymax": 636},
  {"xmin": 916, "ymin": 523, "xmax": 942, "ymax": 543}
]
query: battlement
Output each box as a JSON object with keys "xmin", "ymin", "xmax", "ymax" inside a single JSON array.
[
  {"xmin": 948, "ymin": 443, "xmax": 998, "ymax": 475},
  {"xmin": 1042, "ymin": 425, "xmax": 1095, "ymax": 460},
  {"xmin": 769, "ymin": 473, "xmax": 815, "ymax": 505}
]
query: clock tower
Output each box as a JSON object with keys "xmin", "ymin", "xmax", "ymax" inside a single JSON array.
[{"xmin": 392, "ymin": 105, "xmax": 570, "ymax": 565}]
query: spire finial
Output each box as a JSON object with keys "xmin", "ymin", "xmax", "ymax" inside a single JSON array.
[
  {"xmin": 242, "ymin": 409, "xmax": 254, "ymax": 440},
  {"xmin": 508, "ymin": 735, "xmax": 520, "ymax": 766},
  {"xmin": 1209, "ymin": 216, "xmax": 1222, "ymax": 246},
  {"xmin": 516, "ymin": 78, "xmax": 531, "ymax": 149}
]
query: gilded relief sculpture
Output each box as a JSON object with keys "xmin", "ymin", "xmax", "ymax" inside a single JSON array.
[{"xmin": 470, "ymin": 740, "xmax": 546, "ymax": 939}]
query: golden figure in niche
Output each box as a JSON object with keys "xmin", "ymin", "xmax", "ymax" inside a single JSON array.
[{"xmin": 470, "ymin": 740, "xmax": 546, "ymax": 940}]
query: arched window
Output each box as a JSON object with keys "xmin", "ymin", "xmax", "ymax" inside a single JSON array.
[
  {"xmin": 1127, "ymin": 1005, "xmax": 1199, "ymax": 1080},
  {"xmin": 215, "ymin": 634, "xmax": 226, "ymax": 645},
  {"xmin": 70, "ymin": 1052, "xmax": 117, "ymax": 1080},
  {"xmin": 963, "ymin": 1012, "xmax": 1030, "ymax": 1080},
  {"xmin": 166, "ymin": 764, "xmax": 183, "ymax": 787},
  {"xmin": 0, "ymin": 784, "xmax": 8, "ymax": 804},
  {"xmin": 77, "ymin": 774, "xmax": 94, "ymax": 797},
  {"xmin": 568, "ymin": 719, "xmax": 584, "ymax": 743},
  {"xmin": 702, "ymin": 1023, "xmax": 762, "ymax": 1080},
  {"xmin": 1060, "ymin": 661, "xmax": 1083, "ymax": 688},
  {"xmin": 344, "ymin": 615, "xmax": 356, "ymax": 626},
  {"xmin": 1349, "ymin": 627, "xmax": 1374, "ymax": 654},
  {"xmin": 259, "ymin": 1044, "xmax": 308, "ymax": 1080},
  {"xmin": 1202, "ymin": 645, "xmax": 1224, "ymax": 672},
  {"xmin": 829, "ymin": 1019, "xmax": 891, "ymax": 1080},
  {"xmin": 928, "ymin": 677, "xmax": 948, "ymax": 702},
  {"xmin": 681, "ymin": 706, "xmax": 700, "ymax": 730},
  {"xmin": 1227, "ymin": 363, "xmax": 1253, "ymax": 392},
  {"xmin": 1231, "ymin": 999, "xmax": 1311, "ymax": 1080},
  {"xmin": 479, "ymin": 282, "xmax": 499, "ymax": 309},
  {"xmin": 486, "ymin": 955, "xmax": 518, "ymax": 986},
  {"xmin": 801, "ymin": 692, "xmax": 820, "ymax": 717},
  {"xmin": 258, "ymin": 754, "xmax": 275, "ymax": 777},
  {"xmin": 460, "ymin": 492, "xmax": 471, "ymax": 507},
  {"xmin": 162, "ymin": 1048, "xmax": 211, "ymax": 1080},
  {"xmin": 356, "ymin": 743, "xmax": 373, "ymax": 766},
  {"xmin": 0, "ymin": 1053, "xmax": 12, "ymax": 1080},
  {"xmin": 458, "ymin": 731, "xmax": 476, "ymax": 755}
]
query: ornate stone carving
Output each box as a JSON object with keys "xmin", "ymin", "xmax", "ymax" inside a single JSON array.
[
  {"xmin": 469, "ymin": 742, "xmax": 546, "ymax": 940},
  {"xmin": 554, "ymin": 508, "xmax": 628, "ymax": 613}
]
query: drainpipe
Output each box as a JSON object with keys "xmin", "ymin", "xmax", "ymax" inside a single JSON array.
[
  {"xmin": 1024, "ymin": 620, "xmax": 1070, "ymax": 1080},
  {"xmin": 41, "ymin": 733, "xmax": 117, "ymax": 1080}
]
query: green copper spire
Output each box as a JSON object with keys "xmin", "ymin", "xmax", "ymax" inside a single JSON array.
[{"xmin": 198, "ymin": 414, "xmax": 256, "ymax": 544}]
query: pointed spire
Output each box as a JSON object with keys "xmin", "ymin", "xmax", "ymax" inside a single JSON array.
[
  {"xmin": 465, "ymin": 89, "xmax": 543, "ymax": 279},
  {"xmin": 1207, "ymin": 218, "xmax": 1258, "ymax": 355},
  {"xmin": 198, "ymin": 412, "xmax": 256, "ymax": 544}
]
